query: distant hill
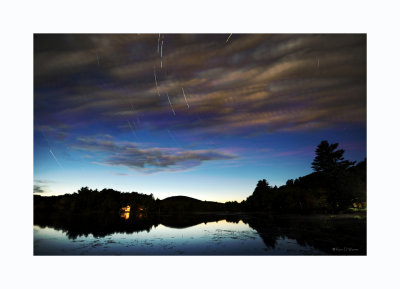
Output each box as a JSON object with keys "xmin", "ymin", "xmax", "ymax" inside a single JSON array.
[
  {"xmin": 159, "ymin": 195, "xmax": 224, "ymax": 214},
  {"xmin": 162, "ymin": 196, "xmax": 203, "ymax": 203}
]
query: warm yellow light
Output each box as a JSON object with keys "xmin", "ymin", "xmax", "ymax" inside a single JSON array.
[
  {"xmin": 120, "ymin": 205, "xmax": 131, "ymax": 220},
  {"xmin": 121, "ymin": 212, "xmax": 130, "ymax": 220},
  {"xmin": 121, "ymin": 205, "xmax": 131, "ymax": 212}
]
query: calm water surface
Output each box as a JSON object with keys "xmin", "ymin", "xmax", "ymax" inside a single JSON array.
[
  {"xmin": 34, "ymin": 213, "xmax": 366, "ymax": 255},
  {"xmin": 34, "ymin": 220, "xmax": 322, "ymax": 255}
]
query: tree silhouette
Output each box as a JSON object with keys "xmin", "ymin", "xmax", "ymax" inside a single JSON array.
[
  {"xmin": 311, "ymin": 140, "xmax": 355, "ymax": 172},
  {"xmin": 245, "ymin": 179, "xmax": 273, "ymax": 211},
  {"xmin": 253, "ymin": 179, "xmax": 270, "ymax": 197}
]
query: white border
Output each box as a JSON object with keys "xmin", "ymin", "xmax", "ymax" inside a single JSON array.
[{"xmin": 1, "ymin": 1, "xmax": 400, "ymax": 288}]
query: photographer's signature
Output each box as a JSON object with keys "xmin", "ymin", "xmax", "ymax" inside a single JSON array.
[{"xmin": 332, "ymin": 247, "xmax": 359, "ymax": 252}]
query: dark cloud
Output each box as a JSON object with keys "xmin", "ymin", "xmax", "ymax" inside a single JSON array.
[
  {"xmin": 33, "ymin": 180, "xmax": 55, "ymax": 194},
  {"xmin": 35, "ymin": 34, "xmax": 366, "ymax": 138},
  {"xmin": 34, "ymin": 185, "xmax": 44, "ymax": 193},
  {"xmin": 73, "ymin": 135, "xmax": 237, "ymax": 173},
  {"xmin": 35, "ymin": 124, "xmax": 71, "ymax": 140}
]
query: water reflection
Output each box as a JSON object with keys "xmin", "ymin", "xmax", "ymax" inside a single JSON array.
[
  {"xmin": 121, "ymin": 212, "xmax": 130, "ymax": 220},
  {"xmin": 34, "ymin": 212, "xmax": 366, "ymax": 255}
]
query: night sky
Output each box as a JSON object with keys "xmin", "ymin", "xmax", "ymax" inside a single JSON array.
[{"xmin": 34, "ymin": 34, "xmax": 366, "ymax": 202}]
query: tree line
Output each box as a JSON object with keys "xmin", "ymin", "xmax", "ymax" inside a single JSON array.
[
  {"xmin": 34, "ymin": 140, "xmax": 366, "ymax": 214},
  {"xmin": 34, "ymin": 188, "xmax": 157, "ymax": 214},
  {"xmin": 227, "ymin": 140, "xmax": 366, "ymax": 213}
]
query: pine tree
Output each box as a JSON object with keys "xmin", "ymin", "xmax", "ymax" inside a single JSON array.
[{"xmin": 311, "ymin": 140, "xmax": 355, "ymax": 172}]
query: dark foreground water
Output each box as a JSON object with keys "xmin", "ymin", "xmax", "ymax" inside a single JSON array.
[{"xmin": 34, "ymin": 213, "xmax": 366, "ymax": 255}]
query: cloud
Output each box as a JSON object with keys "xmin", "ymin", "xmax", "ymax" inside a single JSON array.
[
  {"xmin": 34, "ymin": 179, "xmax": 55, "ymax": 184},
  {"xmin": 271, "ymin": 146, "xmax": 315, "ymax": 158},
  {"xmin": 35, "ymin": 34, "xmax": 366, "ymax": 138},
  {"xmin": 34, "ymin": 185, "xmax": 44, "ymax": 193},
  {"xmin": 113, "ymin": 172, "xmax": 130, "ymax": 176},
  {"xmin": 33, "ymin": 180, "xmax": 55, "ymax": 194},
  {"xmin": 73, "ymin": 135, "xmax": 237, "ymax": 173},
  {"xmin": 35, "ymin": 123, "xmax": 71, "ymax": 142}
]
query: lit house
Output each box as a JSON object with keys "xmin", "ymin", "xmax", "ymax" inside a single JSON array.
[
  {"xmin": 120, "ymin": 205, "xmax": 131, "ymax": 220},
  {"xmin": 121, "ymin": 205, "xmax": 131, "ymax": 212}
]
